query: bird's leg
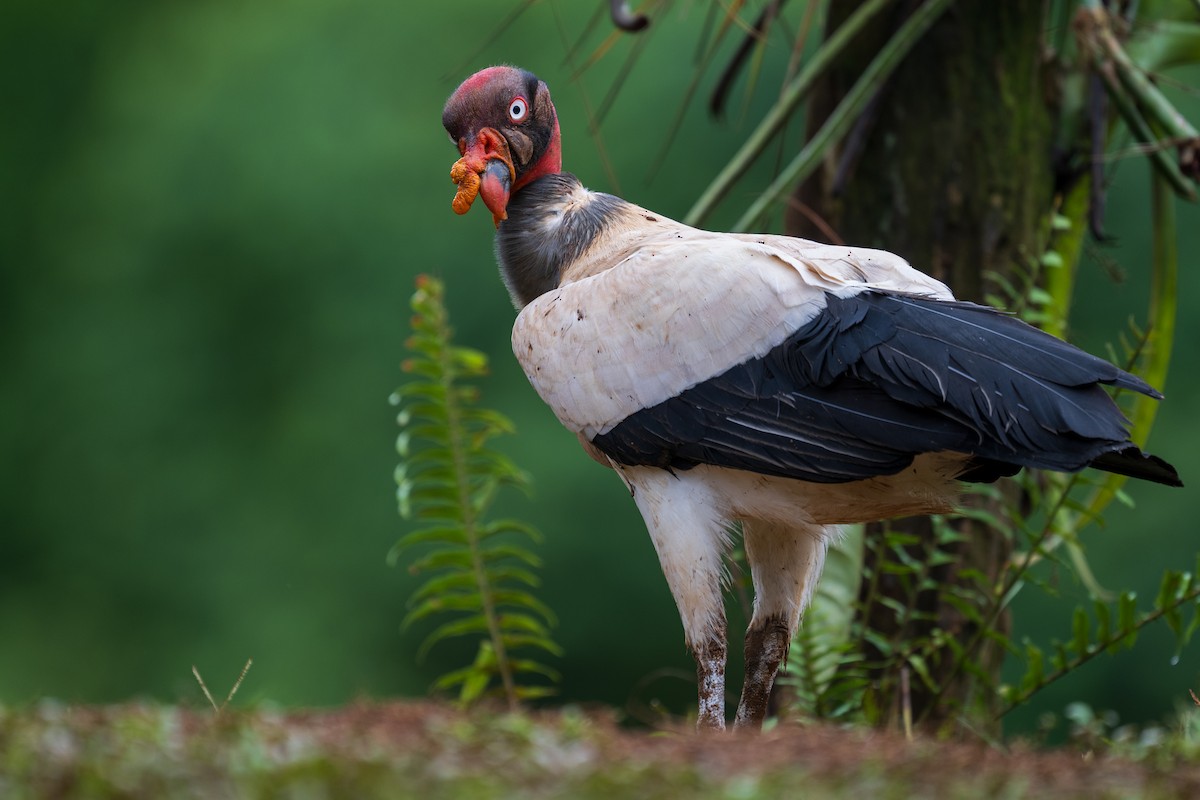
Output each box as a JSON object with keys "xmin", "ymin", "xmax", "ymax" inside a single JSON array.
[
  {"xmin": 734, "ymin": 520, "xmax": 830, "ymax": 729},
  {"xmin": 736, "ymin": 614, "xmax": 790, "ymax": 729},
  {"xmin": 692, "ymin": 617, "xmax": 728, "ymax": 731},
  {"xmin": 623, "ymin": 466, "xmax": 732, "ymax": 731}
]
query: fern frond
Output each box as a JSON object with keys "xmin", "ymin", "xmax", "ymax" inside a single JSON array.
[
  {"xmin": 391, "ymin": 275, "xmax": 560, "ymax": 709},
  {"xmin": 1001, "ymin": 567, "xmax": 1200, "ymax": 715}
]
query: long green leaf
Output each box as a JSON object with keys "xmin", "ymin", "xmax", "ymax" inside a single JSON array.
[
  {"xmin": 1127, "ymin": 19, "xmax": 1200, "ymax": 73},
  {"xmin": 1069, "ymin": 168, "xmax": 1179, "ymax": 530},
  {"xmin": 685, "ymin": 0, "xmax": 899, "ymax": 226},
  {"xmin": 1097, "ymin": 57, "xmax": 1197, "ymax": 200},
  {"xmin": 733, "ymin": 0, "xmax": 956, "ymax": 231}
]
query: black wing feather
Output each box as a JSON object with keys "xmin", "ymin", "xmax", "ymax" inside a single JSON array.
[{"xmin": 592, "ymin": 291, "xmax": 1181, "ymax": 487}]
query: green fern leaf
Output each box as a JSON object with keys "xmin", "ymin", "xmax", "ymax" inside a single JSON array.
[
  {"xmin": 496, "ymin": 612, "xmax": 553, "ymax": 638},
  {"xmin": 490, "ymin": 590, "xmax": 558, "ymax": 626},
  {"xmin": 500, "ymin": 634, "xmax": 565, "ymax": 656},
  {"xmin": 393, "ymin": 275, "xmax": 560, "ymax": 708},
  {"xmin": 480, "ymin": 519, "xmax": 543, "ymax": 543},
  {"xmin": 408, "ymin": 572, "xmax": 489, "ymax": 605},
  {"xmin": 403, "ymin": 593, "xmax": 488, "ymax": 629},
  {"xmin": 486, "ymin": 565, "xmax": 542, "ymax": 589},
  {"xmin": 508, "ymin": 658, "xmax": 562, "ymax": 682},
  {"xmin": 416, "ymin": 614, "xmax": 491, "ymax": 660},
  {"xmin": 391, "ymin": 526, "xmax": 471, "ymax": 553},
  {"xmin": 406, "ymin": 548, "xmax": 475, "ymax": 574},
  {"xmin": 480, "ymin": 543, "xmax": 543, "ymax": 568}
]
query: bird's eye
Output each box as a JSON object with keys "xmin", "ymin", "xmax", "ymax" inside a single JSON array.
[{"xmin": 508, "ymin": 96, "xmax": 529, "ymax": 122}]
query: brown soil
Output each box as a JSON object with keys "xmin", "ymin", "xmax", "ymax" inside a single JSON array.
[{"xmin": 277, "ymin": 701, "xmax": 1200, "ymax": 796}]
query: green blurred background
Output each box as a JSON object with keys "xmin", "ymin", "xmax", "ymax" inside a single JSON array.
[{"xmin": 2, "ymin": 1, "xmax": 1197, "ymax": 733}]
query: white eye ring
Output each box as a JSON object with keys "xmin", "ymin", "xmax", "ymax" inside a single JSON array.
[{"xmin": 508, "ymin": 97, "xmax": 529, "ymax": 122}]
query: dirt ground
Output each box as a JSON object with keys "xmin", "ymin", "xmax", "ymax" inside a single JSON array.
[
  {"xmin": 11, "ymin": 699, "xmax": 1200, "ymax": 798},
  {"xmin": 284, "ymin": 701, "xmax": 1200, "ymax": 796}
]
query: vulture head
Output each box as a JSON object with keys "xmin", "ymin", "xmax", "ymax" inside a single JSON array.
[{"xmin": 442, "ymin": 66, "xmax": 563, "ymax": 225}]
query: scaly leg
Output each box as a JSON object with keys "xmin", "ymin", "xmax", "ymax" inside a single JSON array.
[
  {"xmin": 735, "ymin": 519, "xmax": 830, "ymax": 729},
  {"xmin": 692, "ymin": 619, "xmax": 728, "ymax": 730}
]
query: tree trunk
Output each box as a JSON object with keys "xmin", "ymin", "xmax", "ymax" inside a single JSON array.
[{"xmin": 792, "ymin": 0, "xmax": 1058, "ymax": 731}]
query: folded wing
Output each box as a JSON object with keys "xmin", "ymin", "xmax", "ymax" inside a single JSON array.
[
  {"xmin": 512, "ymin": 226, "xmax": 1180, "ymax": 488},
  {"xmin": 594, "ymin": 291, "xmax": 1178, "ymax": 486}
]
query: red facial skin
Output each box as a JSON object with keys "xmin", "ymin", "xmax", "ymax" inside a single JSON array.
[
  {"xmin": 451, "ymin": 127, "xmax": 514, "ymax": 225},
  {"xmin": 446, "ymin": 67, "xmax": 563, "ymax": 226}
]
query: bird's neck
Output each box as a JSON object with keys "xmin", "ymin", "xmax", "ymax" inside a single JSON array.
[
  {"xmin": 513, "ymin": 114, "xmax": 562, "ymax": 193},
  {"xmin": 494, "ymin": 172, "xmax": 628, "ymax": 309}
]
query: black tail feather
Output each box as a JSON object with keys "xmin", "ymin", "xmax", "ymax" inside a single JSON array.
[
  {"xmin": 960, "ymin": 446, "xmax": 1182, "ymax": 487},
  {"xmin": 1089, "ymin": 446, "xmax": 1182, "ymax": 488}
]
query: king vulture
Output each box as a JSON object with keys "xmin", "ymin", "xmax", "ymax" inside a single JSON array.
[{"xmin": 441, "ymin": 65, "xmax": 1182, "ymax": 730}]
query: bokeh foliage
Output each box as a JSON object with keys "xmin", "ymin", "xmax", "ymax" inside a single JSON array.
[{"xmin": 1, "ymin": 0, "xmax": 1197, "ymax": 733}]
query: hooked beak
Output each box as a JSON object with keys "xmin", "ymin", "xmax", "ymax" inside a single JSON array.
[{"xmin": 449, "ymin": 127, "xmax": 514, "ymax": 227}]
